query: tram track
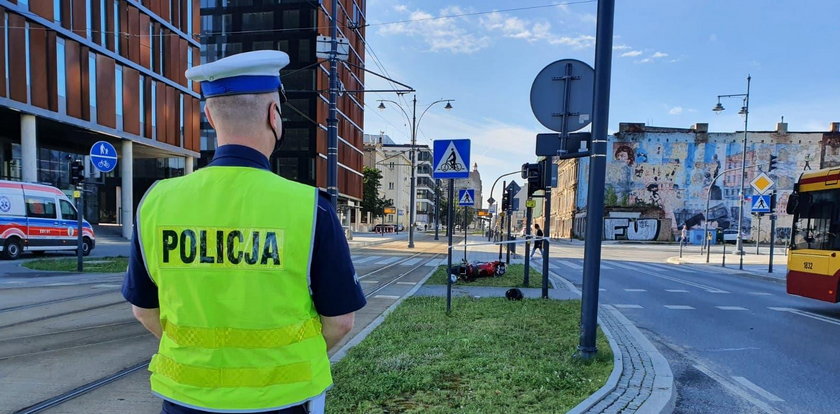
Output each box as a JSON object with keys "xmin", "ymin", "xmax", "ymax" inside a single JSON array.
[
  {"xmin": 0, "ymin": 300, "xmax": 128, "ymax": 330},
  {"xmin": 0, "ymin": 289, "xmax": 120, "ymax": 314},
  {"xmin": 7, "ymin": 238, "xmax": 451, "ymax": 412}
]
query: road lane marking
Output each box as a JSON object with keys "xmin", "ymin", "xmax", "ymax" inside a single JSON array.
[
  {"xmin": 747, "ymin": 292, "xmax": 772, "ymax": 296},
  {"xmin": 732, "ymin": 376, "xmax": 785, "ymax": 402},
  {"xmin": 599, "ymin": 288, "xmax": 606, "ymax": 292},
  {"xmin": 557, "ymin": 260, "xmax": 583, "ymax": 269},
  {"xmin": 396, "ymin": 282, "xmax": 416, "ymax": 285},
  {"xmin": 374, "ymin": 257, "xmax": 401, "ymax": 265},
  {"xmin": 768, "ymin": 307, "xmax": 840, "ymax": 326},
  {"xmin": 610, "ymin": 262, "xmax": 638, "ymax": 270},
  {"xmin": 624, "ymin": 288, "xmax": 647, "ymax": 292},
  {"xmin": 353, "ymin": 256, "xmax": 381, "ymax": 264},
  {"xmin": 402, "ymin": 258, "xmax": 422, "ymax": 266},
  {"xmin": 613, "ymin": 304, "xmax": 643, "ymax": 309},
  {"xmin": 716, "ymin": 306, "xmax": 748, "ymax": 311},
  {"xmin": 647, "ymin": 263, "xmax": 694, "ymax": 273},
  {"xmin": 666, "ymin": 289, "xmax": 689, "ymax": 293},
  {"xmin": 664, "ymin": 305, "xmax": 695, "ymax": 310},
  {"xmin": 690, "ymin": 364, "xmax": 783, "ymax": 414},
  {"xmin": 425, "ymin": 259, "xmax": 444, "ymax": 266},
  {"xmin": 360, "ymin": 280, "xmax": 378, "ymax": 284},
  {"xmin": 374, "ymin": 295, "xmax": 400, "ymax": 299}
]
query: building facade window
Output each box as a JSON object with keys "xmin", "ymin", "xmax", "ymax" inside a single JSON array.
[
  {"xmin": 86, "ymin": 0, "xmax": 93, "ymax": 39},
  {"xmin": 389, "ymin": 182, "xmax": 394, "ymax": 190},
  {"xmin": 150, "ymin": 80, "xmax": 157, "ymax": 138},
  {"xmin": 4, "ymin": 14, "xmax": 8, "ymax": 95},
  {"xmin": 54, "ymin": 0, "xmax": 62, "ymax": 22},
  {"xmin": 242, "ymin": 11, "xmax": 273, "ymax": 31},
  {"xmin": 139, "ymin": 75, "xmax": 145, "ymax": 129},
  {"xmin": 179, "ymin": 94, "xmax": 184, "ymax": 145},
  {"xmin": 25, "ymin": 23, "xmax": 30, "ymax": 100},
  {"xmin": 89, "ymin": 53, "xmax": 97, "ymax": 122},
  {"xmin": 115, "ymin": 65, "xmax": 123, "ymax": 129},
  {"xmin": 148, "ymin": 22, "xmax": 154, "ymax": 70},
  {"xmin": 114, "ymin": 0, "xmax": 120, "ymax": 54},
  {"xmin": 57, "ymin": 37, "xmax": 66, "ymax": 114},
  {"xmin": 100, "ymin": 0, "xmax": 107, "ymax": 45}
]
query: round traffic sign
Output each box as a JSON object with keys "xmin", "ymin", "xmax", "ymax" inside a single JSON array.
[
  {"xmin": 530, "ymin": 59, "xmax": 595, "ymax": 133},
  {"xmin": 90, "ymin": 141, "xmax": 118, "ymax": 173}
]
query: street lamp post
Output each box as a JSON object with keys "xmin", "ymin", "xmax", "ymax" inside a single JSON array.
[
  {"xmin": 713, "ymin": 75, "xmax": 751, "ymax": 270},
  {"xmin": 378, "ymin": 96, "xmax": 454, "ymax": 248}
]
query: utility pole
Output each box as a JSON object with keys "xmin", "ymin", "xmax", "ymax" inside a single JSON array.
[
  {"xmin": 578, "ymin": 0, "xmax": 615, "ymax": 359},
  {"xmin": 434, "ymin": 179, "xmax": 441, "ymax": 240},
  {"xmin": 408, "ymin": 95, "xmax": 417, "ymax": 248},
  {"xmin": 326, "ymin": 0, "xmax": 339, "ymax": 208}
]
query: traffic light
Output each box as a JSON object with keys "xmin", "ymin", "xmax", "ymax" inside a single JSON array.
[
  {"xmin": 501, "ymin": 189, "xmax": 510, "ymax": 211},
  {"xmin": 521, "ymin": 162, "xmax": 543, "ymax": 197},
  {"xmin": 768, "ymin": 155, "xmax": 778, "ymax": 171},
  {"xmin": 69, "ymin": 160, "xmax": 84, "ymax": 186}
]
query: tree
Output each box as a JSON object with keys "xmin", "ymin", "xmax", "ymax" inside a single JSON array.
[{"xmin": 362, "ymin": 167, "xmax": 393, "ymax": 221}]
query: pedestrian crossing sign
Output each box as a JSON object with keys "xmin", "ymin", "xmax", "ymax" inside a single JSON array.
[
  {"xmin": 458, "ymin": 189, "xmax": 475, "ymax": 206},
  {"xmin": 751, "ymin": 194, "xmax": 771, "ymax": 213},
  {"xmin": 433, "ymin": 139, "xmax": 470, "ymax": 179}
]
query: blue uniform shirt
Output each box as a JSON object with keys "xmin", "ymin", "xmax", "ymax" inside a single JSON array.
[{"xmin": 122, "ymin": 144, "xmax": 366, "ymax": 317}]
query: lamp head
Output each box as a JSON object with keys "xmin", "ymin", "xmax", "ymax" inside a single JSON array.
[
  {"xmin": 712, "ymin": 102, "xmax": 725, "ymax": 112},
  {"xmin": 738, "ymin": 106, "xmax": 747, "ymax": 115},
  {"xmin": 444, "ymin": 102, "xmax": 453, "ymax": 110},
  {"xmin": 377, "ymin": 102, "xmax": 386, "ymax": 110}
]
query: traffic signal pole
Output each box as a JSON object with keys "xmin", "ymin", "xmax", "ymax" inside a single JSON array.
[
  {"xmin": 524, "ymin": 204, "xmax": 533, "ymax": 287},
  {"xmin": 578, "ymin": 0, "xmax": 614, "ymax": 359}
]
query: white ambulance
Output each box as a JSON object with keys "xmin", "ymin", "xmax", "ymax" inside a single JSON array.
[{"xmin": 0, "ymin": 180, "xmax": 95, "ymax": 259}]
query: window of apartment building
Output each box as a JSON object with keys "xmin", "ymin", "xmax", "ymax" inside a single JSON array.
[
  {"xmin": 389, "ymin": 162, "xmax": 394, "ymax": 170},
  {"xmin": 88, "ymin": 53, "xmax": 97, "ymax": 122},
  {"xmin": 115, "ymin": 65, "xmax": 123, "ymax": 129},
  {"xmin": 56, "ymin": 37, "xmax": 66, "ymax": 114},
  {"xmin": 148, "ymin": 22, "xmax": 154, "ymax": 69},
  {"xmin": 139, "ymin": 75, "xmax": 145, "ymax": 130},
  {"xmin": 54, "ymin": 0, "xmax": 61, "ymax": 22},
  {"xmin": 388, "ymin": 182, "xmax": 394, "ymax": 190},
  {"xmin": 159, "ymin": 27, "xmax": 165, "ymax": 73},
  {"xmin": 282, "ymin": 9, "xmax": 299, "ymax": 29},
  {"xmin": 113, "ymin": 1, "xmax": 120, "ymax": 54},
  {"xmin": 4, "ymin": 14, "xmax": 9, "ymax": 96},
  {"xmin": 222, "ymin": 13, "xmax": 232, "ymax": 33},
  {"xmin": 179, "ymin": 94, "xmax": 184, "ymax": 145},
  {"xmin": 85, "ymin": 0, "xmax": 93, "ymax": 38},
  {"xmin": 298, "ymin": 39, "xmax": 310, "ymax": 63},
  {"xmin": 150, "ymin": 80, "xmax": 157, "ymax": 138},
  {"xmin": 223, "ymin": 42, "xmax": 242, "ymax": 56},
  {"xmin": 100, "ymin": 0, "xmax": 107, "ymax": 45},
  {"xmin": 186, "ymin": 0, "xmax": 193, "ymax": 33},
  {"xmin": 24, "ymin": 23, "xmax": 30, "ymax": 100},
  {"xmin": 187, "ymin": 46, "xmax": 193, "ymax": 72},
  {"xmin": 252, "ymin": 40, "xmax": 274, "ymax": 50},
  {"xmin": 242, "ymin": 11, "xmax": 273, "ymax": 31}
]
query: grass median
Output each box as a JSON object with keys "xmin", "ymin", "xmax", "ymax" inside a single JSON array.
[
  {"xmin": 22, "ymin": 256, "xmax": 128, "ymax": 273},
  {"xmin": 424, "ymin": 263, "xmax": 550, "ymax": 289},
  {"xmin": 327, "ymin": 296, "xmax": 612, "ymax": 413}
]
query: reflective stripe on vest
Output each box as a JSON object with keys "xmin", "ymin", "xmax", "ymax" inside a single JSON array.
[{"xmin": 138, "ymin": 166, "xmax": 331, "ymax": 411}]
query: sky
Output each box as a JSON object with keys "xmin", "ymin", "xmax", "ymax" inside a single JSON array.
[{"xmin": 361, "ymin": 0, "xmax": 840, "ymax": 209}]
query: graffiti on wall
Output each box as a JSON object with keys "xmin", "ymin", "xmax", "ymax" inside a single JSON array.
[{"xmin": 604, "ymin": 218, "xmax": 661, "ymax": 241}]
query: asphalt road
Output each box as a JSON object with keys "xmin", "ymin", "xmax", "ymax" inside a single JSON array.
[{"xmin": 546, "ymin": 248, "xmax": 839, "ymax": 414}]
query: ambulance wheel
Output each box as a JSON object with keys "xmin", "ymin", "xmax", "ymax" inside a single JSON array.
[
  {"xmin": 79, "ymin": 237, "xmax": 92, "ymax": 256},
  {"xmin": 3, "ymin": 237, "xmax": 22, "ymax": 260}
]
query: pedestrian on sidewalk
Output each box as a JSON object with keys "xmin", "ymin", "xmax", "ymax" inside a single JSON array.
[
  {"xmin": 531, "ymin": 223, "xmax": 544, "ymax": 258},
  {"xmin": 122, "ymin": 51, "xmax": 365, "ymax": 414},
  {"xmin": 680, "ymin": 225, "xmax": 688, "ymax": 245}
]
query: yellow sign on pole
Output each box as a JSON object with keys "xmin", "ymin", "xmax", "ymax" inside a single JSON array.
[
  {"xmin": 73, "ymin": 190, "xmax": 81, "ymax": 199},
  {"xmin": 384, "ymin": 207, "xmax": 396, "ymax": 214},
  {"xmin": 526, "ymin": 199, "xmax": 536, "ymax": 208}
]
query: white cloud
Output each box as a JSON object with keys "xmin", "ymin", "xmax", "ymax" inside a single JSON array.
[
  {"xmin": 651, "ymin": 52, "xmax": 669, "ymax": 58},
  {"xmin": 638, "ymin": 51, "xmax": 671, "ymax": 63},
  {"xmin": 378, "ymin": 6, "xmax": 596, "ymax": 54},
  {"xmin": 613, "ymin": 44, "xmax": 631, "ymax": 51},
  {"xmin": 668, "ymin": 106, "xmax": 683, "ymax": 115},
  {"xmin": 621, "ymin": 50, "xmax": 643, "ymax": 57}
]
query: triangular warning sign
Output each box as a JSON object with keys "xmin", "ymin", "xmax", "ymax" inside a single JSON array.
[
  {"xmin": 435, "ymin": 141, "xmax": 467, "ymax": 174},
  {"xmin": 460, "ymin": 191, "xmax": 474, "ymax": 205}
]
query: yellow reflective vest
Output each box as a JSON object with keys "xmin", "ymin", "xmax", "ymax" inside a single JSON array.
[{"xmin": 138, "ymin": 166, "xmax": 331, "ymax": 411}]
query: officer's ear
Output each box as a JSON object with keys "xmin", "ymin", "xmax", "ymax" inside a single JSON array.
[
  {"xmin": 268, "ymin": 101, "xmax": 281, "ymax": 132},
  {"xmin": 204, "ymin": 103, "xmax": 216, "ymax": 129}
]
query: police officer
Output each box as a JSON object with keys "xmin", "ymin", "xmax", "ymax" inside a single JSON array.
[{"xmin": 122, "ymin": 50, "xmax": 366, "ymax": 414}]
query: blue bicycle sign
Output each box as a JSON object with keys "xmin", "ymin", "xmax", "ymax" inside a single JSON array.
[{"xmin": 90, "ymin": 141, "xmax": 118, "ymax": 173}]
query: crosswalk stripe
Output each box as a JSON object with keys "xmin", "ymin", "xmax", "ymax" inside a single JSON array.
[
  {"xmin": 613, "ymin": 304, "xmax": 643, "ymax": 309},
  {"xmin": 624, "ymin": 288, "xmax": 647, "ymax": 292},
  {"xmin": 353, "ymin": 256, "xmax": 381, "ymax": 264},
  {"xmin": 664, "ymin": 305, "xmax": 695, "ymax": 310},
  {"xmin": 747, "ymin": 292, "xmax": 772, "ymax": 296},
  {"xmin": 374, "ymin": 257, "xmax": 401, "ymax": 265},
  {"xmin": 396, "ymin": 282, "xmax": 416, "ymax": 285},
  {"xmin": 425, "ymin": 258, "xmax": 444, "ymax": 266},
  {"xmin": 374, "ymin": 295, "xmax": 400, "ymax": 300},
  {"xmin": 666, "ymin": 289, "xmax": 689, "ymax": 293},
  {"xmin": 360, "ymin": 280, "xmax": 378, "ymax": 284},
  {"xmin": 646, "ymin": 263, "xmax": 693, "ymax": 273},
  {"xmin": 402, "ymin": 258, "xmax": 422, "ymax": 266}
]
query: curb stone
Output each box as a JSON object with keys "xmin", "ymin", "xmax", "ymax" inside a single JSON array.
[
  {"xmin": 329, "ymin": 264, "xmax": 438, "ymax": 363},
  {"xmin": 542, "ymin": 266, "xmax": 675, "ymax": 414}
]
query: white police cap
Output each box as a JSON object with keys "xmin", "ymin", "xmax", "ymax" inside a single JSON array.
[{"xmin": 185, "ymin": 50, "xmax": 290, "ymax": 99}]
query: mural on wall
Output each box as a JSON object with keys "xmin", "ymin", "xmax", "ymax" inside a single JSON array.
[
  {"xmin": 578, "ymin": 129, "xmax": 826, "ymax": 239},
  {"xmin": 604, "ymin": 218, "xmax": 661, "ymax": 241}
]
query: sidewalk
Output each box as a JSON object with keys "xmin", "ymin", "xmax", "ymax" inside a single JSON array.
[{"xmin": 667, "ymin": 250, "xmax": 787, "ymax": 283}]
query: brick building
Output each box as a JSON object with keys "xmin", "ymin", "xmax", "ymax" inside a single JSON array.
[
  {"xmin": 0, "ymin": 0, "xmax": 201, "ymax": 237},
  {"xmin": 199, "ymin": 0, "xmax": 366, "ymax": 223}
]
